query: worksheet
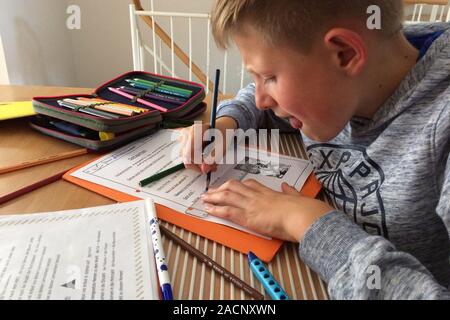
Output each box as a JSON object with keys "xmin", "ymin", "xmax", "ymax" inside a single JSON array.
[
  {"xmin": 70, "ymin": 130, "xmax": 313, "ymax": 238},
  {"xmin": 0, "ymin": 201, "xmax": 158, "ymax": 300}
]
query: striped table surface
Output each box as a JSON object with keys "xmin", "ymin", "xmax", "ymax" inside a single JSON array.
[{"xmin": 160, "ymin": 133, "xmax": 329, "ymax": 300}]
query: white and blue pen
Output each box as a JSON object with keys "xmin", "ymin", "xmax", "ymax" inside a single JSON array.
[
  {"xmin": 146, "ymin": 198, "xmax": 173, "ymax": 300},
  {"xmin": 248, "ymin": 251, "xmax": 290, "ymax": 300}
]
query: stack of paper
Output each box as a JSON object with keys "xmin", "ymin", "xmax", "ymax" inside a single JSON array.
[{"xmin": 0, "ymin": 201, "xmax": 159, "ymax": 300}]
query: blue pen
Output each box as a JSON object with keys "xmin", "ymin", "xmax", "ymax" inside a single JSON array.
[
  {"xmin": 146, "ymin": 198, "xmax": 174, "ymax": 300},
  {"xmin": 248, "ymin": 251, "xmax": 290, "ymax": 300}
]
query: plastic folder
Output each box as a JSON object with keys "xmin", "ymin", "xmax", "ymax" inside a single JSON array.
[
  {"xmin": 0, "ymin": 101, "xmax": 35, "ymax": 121},
  {"xmin": 64, "ymin": 160, "xmax": 322, "ymax": 262}
]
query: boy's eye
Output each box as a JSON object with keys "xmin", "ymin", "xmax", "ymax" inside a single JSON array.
[{"xmin": 264, "ymin": 76, "xmax": 276, "ymax": 84}]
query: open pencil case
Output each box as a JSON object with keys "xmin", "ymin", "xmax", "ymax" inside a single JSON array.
[{"xmin": 31, "ymin": 71, "xmax": 206, "ymax": 151}]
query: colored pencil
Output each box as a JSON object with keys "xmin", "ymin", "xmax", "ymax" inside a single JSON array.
[
  {"xmin": 108, "ymin": 87, "xmax": 168, "ymax": 112},
  {"xmin": 126, "ymin": 81, "xmax": 191, "ymax": 99},
  {"xmin": 119, "ymin": 86, "xmax": 186, "ymax": 105},
  {"xmin": 0, "ymin": 149, "xmax": 88, "ymax": 175},
  {"xmin": 130, "ymin": 78, "xmax": 193, "ymax": 95},
  {"xmin": 159, "ymin": 224, "xmax": 264, "ymax": 300},
  {"xmin": 0, "ymin": 169, "xmax": 69, "ymax": 206},
  {"xmin": 139, "ymin": 163, "xmax": 185, "ymax": 187}
]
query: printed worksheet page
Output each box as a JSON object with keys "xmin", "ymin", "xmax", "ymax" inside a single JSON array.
[
  {"xmin": 70, "ymin": 130, "xmax": 313, "ymax": 238},
  {"xmin": 0, "ymin": 201, "xmax": 158, "ymax": 300}
]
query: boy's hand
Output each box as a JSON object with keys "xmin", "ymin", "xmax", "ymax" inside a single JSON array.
[
  {"xmin": 179, "ymin": 117, "xmax": 237, "ymax": 174},
  {"xmin": 201, "ymin": 179, "xmax": 334, "ymax": 242}
]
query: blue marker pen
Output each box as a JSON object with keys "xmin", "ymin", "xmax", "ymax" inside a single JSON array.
[
  {"xmin": 146, "ymin": 198, "xmax": 174, "ymax": 300},
  {"xmin": 248, "ymin": 251, "xmax": 290, "ymax": 300}
]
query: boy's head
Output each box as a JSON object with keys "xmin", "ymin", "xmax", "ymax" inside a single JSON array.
[
  {"xmin": 212, "ymin": 0, "xmax": 404, "ymax": 52},
  {"xmin": 211, "ymin": 0, "xmax": 416, "ymax": 142}
]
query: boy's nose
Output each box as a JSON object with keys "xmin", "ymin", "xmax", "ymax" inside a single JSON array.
[{"xmin": 255, "ymin": 91, "xmax": 275, "ymax": 111}]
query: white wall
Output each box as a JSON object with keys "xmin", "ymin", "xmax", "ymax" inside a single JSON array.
[
  {"xmin": 0, "ymin": 34, "xmax": 10, "ymax": 84},
  {"xmin": 0, "ymin": 0, "xmax": 226, "ymax": 89},
  {"xmin": 0, "ymin": 1, "xmax": 431, "ymax": 92},
  {"xmin": 0, "ymin": 0, "xmax": 77, "ymax": 86}
]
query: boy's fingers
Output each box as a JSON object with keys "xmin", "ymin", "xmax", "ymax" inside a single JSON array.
[
  {"xmin": 204, "ymin": 204, "xmax": 243, "ymax": 223},
  {"xmin": 201, "ymin": 163, "xmax": 217, "ymax": 174},
  {"xmin": 184, "ymin": 163, "xmax": 202, "ymax": 172},
  {"xmin": 242, "ymin": 179, "xmax": 271, "ymax": 192},
  {"xmin": 281, "ymin": 182, "xmax": 299, "ymax": 196},
  {"xmin": 201, "ymin": 189, "xmax": 247, "ymax": 208},
  {"xmin": 209, "ymin": 179, "xmax": 258, "ymax": 195}
]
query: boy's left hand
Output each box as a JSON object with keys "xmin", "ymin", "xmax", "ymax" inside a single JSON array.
[{"xmin": 201, "ymin": 179, "xmax": 334, "ymax": 242}]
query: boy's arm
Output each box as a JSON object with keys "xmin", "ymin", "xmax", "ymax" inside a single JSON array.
[
  {"xmin": 299, "ymin": 105, "xmax": 450, "ymax": 299},
  {"xmin": 216, "ymin": 83, "xmax": 296, "ymax": 132}
]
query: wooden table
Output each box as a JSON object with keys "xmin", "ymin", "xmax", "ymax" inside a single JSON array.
[{"xmin": 0, "ymin": 85, "xmax": 328, "ymax": 300}]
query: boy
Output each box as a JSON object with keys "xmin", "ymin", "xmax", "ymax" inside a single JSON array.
[{"xmin": 181, "ymin": 0, "xmax": 450, "ymax": 299}]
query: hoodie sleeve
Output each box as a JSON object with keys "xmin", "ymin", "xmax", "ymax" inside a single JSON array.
[
  {"xmin": 215, "ymin": 83, "xmax": 297, "ymax": 132},
  {"xmin": 298, "ymin": 104, "xmax": 450, "ymax": 300}
]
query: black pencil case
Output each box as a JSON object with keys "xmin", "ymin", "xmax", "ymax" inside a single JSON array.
[{"xmin": 31, "ymin": 71, "xmax": 206, "ymax": 151}]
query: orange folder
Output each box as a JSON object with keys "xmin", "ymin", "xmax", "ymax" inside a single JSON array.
[{"xmin": 64, "ymin": 160, "xmax": 321, "ymax": 262}]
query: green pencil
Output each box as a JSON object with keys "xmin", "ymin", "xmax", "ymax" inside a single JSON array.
[
  {"xmin": 131, "ymin": 78, "xmax": 193, "ymax": 95},
  {"xmin": 139, "ymin": 163, "xmax": 185, "ymax": 187}
]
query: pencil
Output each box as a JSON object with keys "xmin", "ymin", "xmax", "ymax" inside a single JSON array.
[
  {"xmin": 159, "ymin": 224, "xmax": 264, "ymax": 300},
  {"xmin": 139, "ymin": 163, "xmax": 185, "ymax": 187},
  {"xmin": 0, "ymin": 148, "xmax": 88, "ymax": 175},
  {"xmin": 205, "ymin": 69, "xmax": 220, "ymax": 192},
  {"xmin": 108, "ymin": 87, "xmax": 168, "ymax": 112},
  {"xmin": 0, "ymin": 169, "xmax": 68, "ymax": 206}
]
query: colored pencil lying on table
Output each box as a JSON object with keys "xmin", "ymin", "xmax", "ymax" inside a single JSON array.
[
  {"xmin": 0, "ymin": 149, "xmax": 88, "ymax": 175},
  {"xmin": 0, "ymin": 169, "xmax": 69, "ymax": 206}
]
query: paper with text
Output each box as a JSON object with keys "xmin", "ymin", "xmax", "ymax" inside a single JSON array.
[
  {"xmin": 70, "ymin": 130, "xmax": 313, "ymax": 239},
  {"xmin": 0, "ymin": 201, "xmax": 158, "ymax": 300}
]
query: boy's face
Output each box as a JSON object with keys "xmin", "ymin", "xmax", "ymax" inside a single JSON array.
[{"xmin": 234, "ymin": 28, "xmax": 361, "ymax": 142}]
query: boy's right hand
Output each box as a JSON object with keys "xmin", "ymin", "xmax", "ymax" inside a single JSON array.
[{"xmin": 179, "ymin": 117, "xmax": 237, "ymax": 174}]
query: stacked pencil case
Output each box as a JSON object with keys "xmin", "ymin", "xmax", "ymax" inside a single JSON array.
[{"xmin": 31, "ymin": 71, "xmax": 206, "ymax": 151}]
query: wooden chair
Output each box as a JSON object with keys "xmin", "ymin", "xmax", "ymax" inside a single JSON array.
[
  {"xmin": 128, "ymin": 0, "xmax": 449, "ymax": 95},
  {"xmin": 404, "ymin": 0, "xmax": 450, "ymax": 23}
]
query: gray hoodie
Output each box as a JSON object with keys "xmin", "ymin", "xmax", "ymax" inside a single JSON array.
[{"xmin": 215, "ymin": 23, "xmax": 450, "ymax": 299}]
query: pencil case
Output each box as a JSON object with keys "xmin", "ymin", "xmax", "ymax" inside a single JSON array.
[{"xmin": 31, "ymin": 71, "xmax": 206, "ymax": 150}]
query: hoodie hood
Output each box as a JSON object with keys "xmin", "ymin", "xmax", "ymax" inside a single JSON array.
[{"xmin": 351, "ymin": 22, "xmax": 450, "ymax": 133}]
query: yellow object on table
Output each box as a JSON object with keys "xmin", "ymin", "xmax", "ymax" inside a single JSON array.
[{"xmin": 0, "ymin": 101, "xmax": 35, "ymax": 121}]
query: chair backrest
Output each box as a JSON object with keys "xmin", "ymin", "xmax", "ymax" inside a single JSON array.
[
  {"xmin": 404, "ymin": 0, "xmax": 450, "ymax": 23},
  {"xmin": 129, "ymin": 0, "xmax": 251, "ymax": 95},
  {"xmin": 129, "ymin": 1, "xmax": 450, "ymax": 95}
]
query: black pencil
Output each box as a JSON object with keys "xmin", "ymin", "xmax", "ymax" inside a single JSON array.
[{"xmin": 205, "ymin": 69, "xmax": 221, "ymax": 192}]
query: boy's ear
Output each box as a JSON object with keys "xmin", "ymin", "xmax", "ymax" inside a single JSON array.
[{"xmin": 323, "ymin": 28, "xmax": 367, "ymax": 76}]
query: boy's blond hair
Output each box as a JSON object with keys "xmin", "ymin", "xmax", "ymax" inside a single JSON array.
[{"xmin": 211, "ymin": 0, "xmax": 404, "ymax": 51}]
